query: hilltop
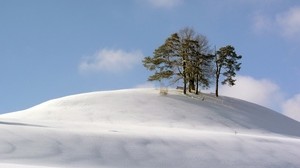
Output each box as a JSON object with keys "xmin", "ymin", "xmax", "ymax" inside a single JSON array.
[{"xmin": 0, "ymin": 88, "xmax": 299, "ymax": 168}]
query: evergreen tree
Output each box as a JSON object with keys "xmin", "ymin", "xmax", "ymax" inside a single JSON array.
[
  {"xmin": 143, "ymin": 43, "xmax": 172, "ymax": 82},
  {"xmin": 215, "ymin": 45, "xmax": 242, "ymax": 97},
  {"xmin": 143, "ymin": 27, "xmax": 214, "ymax": 95}
]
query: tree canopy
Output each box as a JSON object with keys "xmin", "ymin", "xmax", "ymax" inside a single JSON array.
[
  {"xmin": 143, "ymin": 27, "xmax": 242, "ymax": 97},
  {"xmin": 215, "ymin": 45, "xmax": 242, "ymax": 97}
]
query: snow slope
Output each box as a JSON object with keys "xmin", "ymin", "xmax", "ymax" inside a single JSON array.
[{"xmin": 0, "ymin": 88, "xmax": 299, "ymax": 168}]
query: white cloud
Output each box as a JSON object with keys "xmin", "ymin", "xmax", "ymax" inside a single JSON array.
[
  {"xmin": 252, "ymin": 6, "xmax": 300, "ymax": 39},
  {"xmin": 220, "ymin": 75, "xmax": 283, "ymax": 110},
  {"xmin": 79, "ymin": 49, "xmax": 143, "ymax": 73},
  {"xmin": 147, "ymin": 0, "xmax": 183, "ymax": 9},
  {"xmin": 282, "ymin": 94, "xmax": 300, "ymax": 122},
  {"xmin": 276, "ymin": 6, "xmax": 300, "ymax": 38},
  {"xmin": 219, "ymin": 75, "xmax": 300, "ymax": 122}
]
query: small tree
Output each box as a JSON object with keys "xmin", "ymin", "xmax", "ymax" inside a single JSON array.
[{"xmin": 215, "ymin": 45, "xmax": 242, "ymax": 97}]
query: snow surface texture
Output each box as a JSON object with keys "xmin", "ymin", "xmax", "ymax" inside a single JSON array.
[{"xmin": 0, "ymin": 88, "xmax": 299, "ymax": 168}]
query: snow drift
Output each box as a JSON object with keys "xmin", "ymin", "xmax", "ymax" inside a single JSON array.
[{"xmin": 0, "ymin": 88, "xmax": 299, "ymax": 168}]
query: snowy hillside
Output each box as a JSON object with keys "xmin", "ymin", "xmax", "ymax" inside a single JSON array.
[{"xmin": 0, "ymin": 88, "xmax": 299, "ymax": 168}]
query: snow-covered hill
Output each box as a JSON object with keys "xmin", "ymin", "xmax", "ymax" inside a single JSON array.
[{"xmin": 0, "ymin": 88, "xmax": 299, "ymax": 168}]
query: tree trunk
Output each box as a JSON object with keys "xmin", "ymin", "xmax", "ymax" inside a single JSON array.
[
  {"xmin": 183, "ymin": 79, "xmax": 187, "ymax": 94},
  {"xmin": 215, "ymin": 65, "xmax": 221, "ymax": 97},
  {"xmin": 215, "ymin": 73, "xmax": 219, "ymax": 97},
  {"xmin": 183, "ymin": 61, "xmax": 187, "ymax": 94},
  {"xmin": 189, "ymin": 79, "xmax": 195, "ymax": 93},
  {"xmin": 196, "ymin": 74, "xmax": 199, "ymax": 95}
]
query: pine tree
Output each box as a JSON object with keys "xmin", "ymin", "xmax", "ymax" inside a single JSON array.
[
  {"xmin": 142, "ymin": 43, "xmax": 173, "ymax": 82},
  {"xmin": 143, "ymin": 28, "xmax": 214, "ymax": 95},
  {"xmin": 215, "ymin": 45, "xmax": 242, "ymax": 97}
]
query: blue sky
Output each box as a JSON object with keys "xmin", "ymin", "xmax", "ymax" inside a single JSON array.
[{"xmin": 0, "ymin": 0, "xmax": 299, "ymax": 121}]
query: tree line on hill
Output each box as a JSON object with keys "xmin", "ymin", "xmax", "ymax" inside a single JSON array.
[{"xmin": 143, "ymin": 27, "xmax": 242, "ymax": 97}]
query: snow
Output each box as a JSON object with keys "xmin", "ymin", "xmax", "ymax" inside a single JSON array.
[{"xmin": 0, "ymin": 88, "xmax": 299, "ymax": 168}]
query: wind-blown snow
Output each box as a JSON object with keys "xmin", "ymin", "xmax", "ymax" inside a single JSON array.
[{"xmin": 0, "ymin": 88, "xmax": 299, "ymax": 168}]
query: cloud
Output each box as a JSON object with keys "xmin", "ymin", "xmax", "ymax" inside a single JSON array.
[
  {"xmin": 276, "ymin": 6, "xmax": 300, "ymax": 38},
  {"xmin": 146, "ymin": 0, "xmax": 183, "ymax": 9},
  {"xmin": 282, "ymin": 94, "xmax": 300, "ymax": 122},
  {"xmin": 79, "ymin": 49, "xmax": 143, "ymax": 73},
  {"xmin": 252, "ymin": 6, "xmax": 300, "ymax": 39},
  {"xmin": 252, "ymin": 13, "xmax": 273, "ymax": 34},
  {"xmin": 220, "ymin": 75, "xmax": 283, "ymax": 110},
  {"xmin": 219, "ymin": 75, "xmax": 300, "ymax": 122}
]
